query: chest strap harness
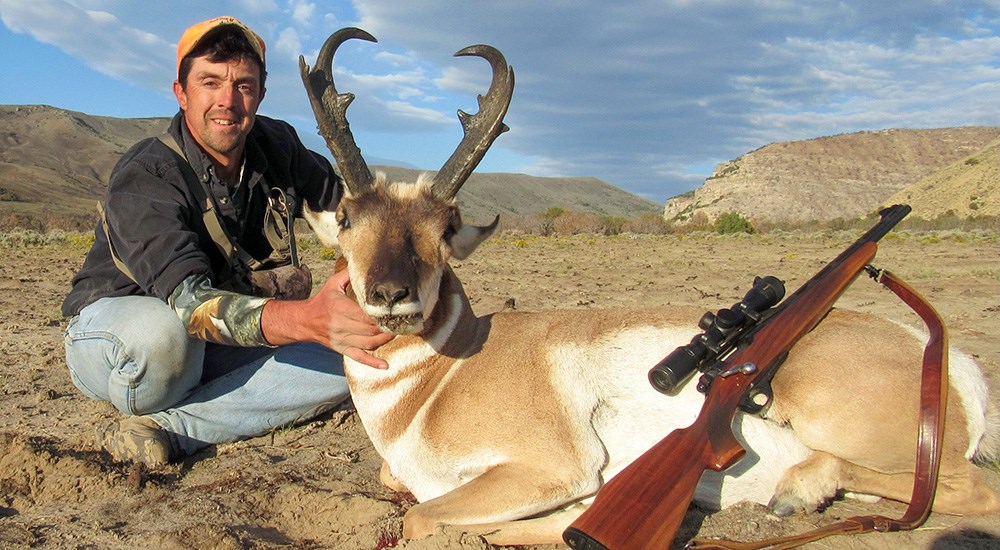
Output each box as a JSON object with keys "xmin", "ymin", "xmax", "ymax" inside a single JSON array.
[{"xmin": 100, "ymin": 133, "xmax": 299, "ymax": 290}]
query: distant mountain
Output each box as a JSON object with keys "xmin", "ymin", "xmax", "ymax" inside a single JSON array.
[
  {"xmin": 0, "ymin": 104, "xmax": 659, "ymax": 230},
  {"xmin": 664, "ymin": 127, "xmax": 1000, "ymax": 224},
  {"xmin": 371, "ymin": 166, "xmax": 660, "ymax": 225}
]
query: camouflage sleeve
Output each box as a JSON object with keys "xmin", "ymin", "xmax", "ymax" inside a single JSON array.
[{"xmin": 168, "ymin": 273, "xmax": 274, "ymax": 347}]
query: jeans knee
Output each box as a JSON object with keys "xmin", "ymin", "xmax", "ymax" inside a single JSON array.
[
  {"xmin": 67, "ymin": 296, "xmax": 206, "ymax": 415},
  {"xmin": 124, "ymin": 327, "xmax": 204, "ymax": 414}
]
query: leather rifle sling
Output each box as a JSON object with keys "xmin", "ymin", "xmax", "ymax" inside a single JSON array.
[{"xmin": 686, "ymin": 267, "xmax": 948, "ymax": 550}]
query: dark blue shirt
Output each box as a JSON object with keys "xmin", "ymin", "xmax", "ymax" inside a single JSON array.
[{"xmin": 62, "ymin": 112, "xmax": 340, "ymax": 317}]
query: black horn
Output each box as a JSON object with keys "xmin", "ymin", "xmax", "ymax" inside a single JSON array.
[
  {"xmin": 299, "ymin": 27, "xmax": 377, "ymax": 194},
  {"xmin": 432, "ymin": 45, "xmax": 514, "ymax": 200}
]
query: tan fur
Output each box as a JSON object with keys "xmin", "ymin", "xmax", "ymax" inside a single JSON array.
[{"xmin": 309, "ymin": 179, "xmax": 999, "ymax": 545}]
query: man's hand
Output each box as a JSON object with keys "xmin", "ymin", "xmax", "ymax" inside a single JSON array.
[{"xmin": 261, "ymin": 269, "xmax": 394, "ymax": 369}]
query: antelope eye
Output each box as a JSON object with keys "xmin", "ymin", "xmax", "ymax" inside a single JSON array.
[{"xmin": 337, "ymin": 212, "xmax": 351, "ymax": 230}]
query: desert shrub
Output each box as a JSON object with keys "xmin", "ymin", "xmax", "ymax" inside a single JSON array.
[
  {"xmin": 536, "ymin": 207, "xmax": 565, "ymax": 236},
  {"xmin": 0, "ymin": 209, "xmax": 98, "ymax": 232},
  {"xmin": 553, "ymin": 210, "xmax": 601, "ymax": 235},
  {"xmin": 680, "ymin": 211, "xmax": 711, "ymax": 233},
  {"xmin": 286, "ymin": 209, "xmax": 1000, "ymax": 238},
  {"xmin": 626, "ymin": 213, "xmax": 669, "ymax": 235},
  {"xmin": 64, "ymin": 231, "xmax": 95, "ymax": 252},
  {"xmin": 2, "ymin": 229, "xmax": 49, "ymax": 247},
  {"xmin": 597, "ymin": 216, "xmax": 627, "ymax": 236},
  {"xmin": 493, "ymin": 215, "xmax": 534, "ymax": 234},
  {"xmin": 714, "ymin": 211, "xmax": 754, "ymax": 234},
  {"xmin": 0, "ymin": 229, "xmax": 98, "ymax": 251},
  {"xmin": 826, "ymin": 217, "xmax": 850, "ymax": 231},
  {"xmin": 0, "ymin": 187, "xmax": 20, "ymax": 201},
  {"xmin": 294, "ymin": 231, "xmax": 319, "ymax": 253}
]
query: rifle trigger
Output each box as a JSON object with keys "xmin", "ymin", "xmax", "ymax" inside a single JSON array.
[{"xmin": 739, "ymin": 351, "xmax": 788, "ymax": 416}]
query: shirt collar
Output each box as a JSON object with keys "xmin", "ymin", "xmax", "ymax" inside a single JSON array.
[{"xmin": 172, "ymin": 111, "xmax": 268, "ymax": 188}]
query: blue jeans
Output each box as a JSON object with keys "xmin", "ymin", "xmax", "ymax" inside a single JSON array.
[{"xmin": 64, "ymin": 296, "xmax": 350, "ymax": 458}]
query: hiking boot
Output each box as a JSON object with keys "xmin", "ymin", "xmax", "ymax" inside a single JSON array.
[{"xmin": 98, "ymin": 416, "xmax": 172, "ymax": 467}]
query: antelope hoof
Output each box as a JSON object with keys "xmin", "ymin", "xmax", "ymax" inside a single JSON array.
[
  {"xmin": 770, "ymin": 453, "xmax": 841, "ymax": 516},
  {"xmin": 402, "ymin": 506, "xmax": 438, "ymax": 540},
  {"xmin": 379, "ymin": 460, "xmax": 409, "ymax": 493},
  {"xmin": 768, "ymin": 486, "xmax": 836, "ymax": 516},
  {"xmin": 767, "ymin": 493, "xmax": 807, "ymax": 517}
]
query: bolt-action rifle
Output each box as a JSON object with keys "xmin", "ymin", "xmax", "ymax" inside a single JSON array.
[{"xmin": 564, "ymin": 204, "xmax": 950, "ymax": 549}]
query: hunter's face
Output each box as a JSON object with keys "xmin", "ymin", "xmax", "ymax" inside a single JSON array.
[{"xmin": 173, "ymin": 55, "xmax": 263, "ymax": 167}]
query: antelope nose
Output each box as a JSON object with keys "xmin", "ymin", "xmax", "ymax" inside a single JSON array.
[{"xmin": 370, "ymin": 284, "xmax": 410, "ymax": 307}]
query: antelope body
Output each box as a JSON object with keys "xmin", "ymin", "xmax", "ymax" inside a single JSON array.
[{"xmin": 300, "ymin": 29, "xmax": 1000, "ymax": 545}]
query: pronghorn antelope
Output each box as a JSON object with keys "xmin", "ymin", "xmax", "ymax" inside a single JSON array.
[{"xmin": 299, "ymin": 29, "xmax": 1000, "ymax": 545}]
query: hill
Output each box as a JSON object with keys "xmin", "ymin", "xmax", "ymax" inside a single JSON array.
[
  {"xmin": 5, "ymin": 105, "xmax": 995, "ymax": 230},
  {"xmin": 0, "ymin": 104, "xmax": 170, "ymax": 226},
  {"xmin": 885, "ymin": 137, "xmax": 999, "ymax": 218},
  {"xmin": 664, "ymin": 127, "xmax": 1000, "ymax": 224},
  {"xmin": 0, "ymin": 105, "xmax": 659, "ymax": 230}
]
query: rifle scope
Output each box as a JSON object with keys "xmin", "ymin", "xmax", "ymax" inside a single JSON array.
[{"xmin": 648, "ymin": 275, "xmax": 784, "ymax": 394}]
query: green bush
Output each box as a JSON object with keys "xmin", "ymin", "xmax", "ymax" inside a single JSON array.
[
  {"xmin": 598, "ymin": 215, "xmax": 627, "ymax": 236},
  {"xmin": 714, "ymin": 211, "xmax": 754, "ymax": 234}
]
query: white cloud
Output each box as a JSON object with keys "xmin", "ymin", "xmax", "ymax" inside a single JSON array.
[
  {"xmin": 274, "ymin": 26, "xmax": 302, "ymax": 59},
  {"xmin": 435, "ymin": 65, "xmax": 494, "ymax": 97},
  {"xmin": 0, "ymin": 0, "xmax": 173, "ymax": 84},
  {"xmin": 83, "ymin": 9, "xmax": 116, "ymax": 24},
  {"xmin": 380, "ymin": 99, "xmax": 451, "ymax": 125},
  {"xmin": 289, "ymin": 0, "xmax": 315, "ymax": 27},
  {"xmin": 374, "ymin": 51, "xmax": 413, "ymax": 67},
  {"xmin": 351, "ymin": 69, "xmax": 433, "ymax": 101},
  {"xmin": 732, "ymin": 30, "xmax": 1000, "ymax": 143}
]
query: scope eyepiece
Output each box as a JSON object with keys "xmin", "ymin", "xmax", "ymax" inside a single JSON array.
[{"xmin": 648, "ymin": 341, "xmax": 705, "ymax": 394}]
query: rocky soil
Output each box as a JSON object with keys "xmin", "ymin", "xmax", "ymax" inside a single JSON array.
[{"xmin": 1, "ymin": 229, "xmax": 998, "ymax": 549}]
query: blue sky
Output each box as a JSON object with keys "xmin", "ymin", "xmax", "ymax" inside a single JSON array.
[{"xmin": 1, "ymin": 1, "xmax": 998, "ymax": 204}]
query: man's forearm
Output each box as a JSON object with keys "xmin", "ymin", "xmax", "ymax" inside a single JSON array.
[
  {"xmin": 169, "ymin": 273, "xmax": 273, "ymax": 347},
  {"xmin": 259, "ymin": 297, "xmax": 325, "ymax": 346}
]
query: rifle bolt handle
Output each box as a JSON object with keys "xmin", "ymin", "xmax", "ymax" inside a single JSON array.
[{"xmin": 720, "ymin": 361, "xmax": 756, "ymax": 378}]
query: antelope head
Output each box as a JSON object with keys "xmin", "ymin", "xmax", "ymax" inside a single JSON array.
[{"xmin": 299, "ymin": 28, "xmax": 514, "ymax": 335}]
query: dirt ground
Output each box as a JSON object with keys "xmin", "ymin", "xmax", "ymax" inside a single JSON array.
[{"xmin": 1, "ymin": 228, "xmax": 998, "ymax": 549}]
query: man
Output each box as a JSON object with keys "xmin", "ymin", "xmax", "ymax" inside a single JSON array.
[{"xmin": 62, "ymin": 16, "xmax": 392, "ymax": 467}]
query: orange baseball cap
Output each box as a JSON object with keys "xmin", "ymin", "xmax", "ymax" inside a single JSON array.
[{"xmin": 176, "ymin": 16, "xmax": 266, "ymax": 76}]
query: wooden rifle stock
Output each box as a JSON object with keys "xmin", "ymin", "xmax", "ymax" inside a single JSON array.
[{"xmin": 564, "ymin": 205, "xmax": 911, "ymax": 550}]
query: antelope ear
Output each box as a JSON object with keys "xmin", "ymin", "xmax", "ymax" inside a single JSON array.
[
  {"xmin": 303, "ymin": 203, "xmax": 340, "ymax": 247},
  {"xmin": 450, "ymin": 215, "xmax": 499, "ymax": 260}
]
